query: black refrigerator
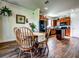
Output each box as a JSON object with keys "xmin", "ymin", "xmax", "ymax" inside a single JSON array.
[{"xmin": 39, "ymin": 20, "xmax": 46, "ymax": 32}]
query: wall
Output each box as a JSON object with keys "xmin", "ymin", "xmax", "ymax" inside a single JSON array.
[
  {"xmin": 33, "ymin": 8, "xmax": 40, "ymax": 31},
  {"xmin": 0, "ymin": 16, "xmax": 3, "ymax": 40},
  {"xmin": 70, "ymin": 10, "xmax": 79, "ymax": 37},
  {"xmin": 0, "ymin": 1, "xmax": 39, "ymax": 42}
]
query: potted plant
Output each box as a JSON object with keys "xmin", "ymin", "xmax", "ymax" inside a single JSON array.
[{"xmin": 29, "ymin": 23, "xmax": 36, "ymax": 32}]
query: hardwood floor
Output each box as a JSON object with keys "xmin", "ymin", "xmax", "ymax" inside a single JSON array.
[{"xmin": 0, "ymin": 36, "xmax": 79, "ymax": 58}]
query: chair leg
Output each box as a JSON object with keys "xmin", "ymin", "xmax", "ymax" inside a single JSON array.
[
  {"xmin": 31, "ymin": 53, "xmax": 32, "ymax": 58},
  {"xmin": 47, "ymin": 45, "xmax": 49, "ymax": 56},
  {"xmin": 18, "ymin": 49, "xmax": 22, "ymax": 58},
  {"xmin": 30, "ymin": 50, "xmax": 32, "ymax": 58}
]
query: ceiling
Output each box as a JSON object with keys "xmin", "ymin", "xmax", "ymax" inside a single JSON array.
[{"xmin": 5, "ymin": 0, "xmax": 79, "ymax": 16}]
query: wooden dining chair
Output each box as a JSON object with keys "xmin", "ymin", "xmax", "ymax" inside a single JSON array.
[
  {"xmin": 14, "ymin": 27, "xmax": 36, "ymax": 58},
  {"xmin": 46, "ymin": 28, "xmax": 51, "ymax": 39},
  {"xmin": 44, "ymin": 28, "xmax": 51, "ymax": 56},
  {"xmin": 36, "ymin": 29, "xmax": 50, "ymax": 57}
]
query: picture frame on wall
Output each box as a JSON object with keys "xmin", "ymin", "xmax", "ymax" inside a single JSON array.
[{"xmin": 16, "ymin": 14, "xmax": 25, "ymax": 24}]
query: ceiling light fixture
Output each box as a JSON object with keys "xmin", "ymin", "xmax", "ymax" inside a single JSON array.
[
  {"xmin": 45, "ymin": 0, "xmax": 49, "ymax": 4},
  {"xmin": 44, "ymin": 0, "xmax": 49, "ymax": 10},
  {"xmin": 44, "ymin": 7, "xmax": 48, "ymax": 10},
  {"xmin": 71, "ymin": 9, "xmax": 74, "ymax": 12}
]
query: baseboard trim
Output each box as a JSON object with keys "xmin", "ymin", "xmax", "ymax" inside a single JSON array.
[{"xmin": 0, "ymin": 39, "xmax": 16, "ymax": 44}]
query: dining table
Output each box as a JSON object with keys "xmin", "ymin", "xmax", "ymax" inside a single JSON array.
[
  {"xmin": 33, "ymin": 32, "xmax": 46, "ymax": 43},
  {"xmin": 33, "ymin": 32, "xmax": 48, "ymax": 56},
  {"xmin": 33, "ymin": 32, "xmax": 48, "ymax": 50}
]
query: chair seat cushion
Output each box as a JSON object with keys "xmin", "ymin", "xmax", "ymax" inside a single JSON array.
[{"xmin": 19, "ymin": 47, "xmax": 32, "ymax": 51}]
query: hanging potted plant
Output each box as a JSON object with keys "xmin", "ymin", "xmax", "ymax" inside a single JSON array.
[{"xmin": 0, "ymin": 6, "xmax": 12, "ymax": 16}]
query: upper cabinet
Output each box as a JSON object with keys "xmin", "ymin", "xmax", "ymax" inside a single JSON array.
[
  {"xmin": 53, "ymin": 16, "xmax": 70, "ymax": 27},
  {"xmin": 53, "ymin": 20, "xmax": 57, "ymax": 26},
  {"xmin": 60, "ymin": 17, "xmax": 70, "ymax": 25},
  {"xmin": 39, "ymin": 15, "xmax": 47, "ymax": 20}
]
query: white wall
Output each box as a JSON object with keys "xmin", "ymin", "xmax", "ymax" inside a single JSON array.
[
  {"xmin": 0, "ymin": 1, "xmax": 39, "ymax": 42},
  {"xmin": 33, "ymin": 8, "xmax": 40, "ymax": 31},
  {"xmin": 0, "ymin": 16, "xmax": 3, "ymax": 40},
  {"xmin": 70, "ymin": 10, "xmax": 79, "ymax": 37}
]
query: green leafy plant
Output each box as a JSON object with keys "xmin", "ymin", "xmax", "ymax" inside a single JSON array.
[
  {"xmin": 0, "ymin": 6, "xmax": 12, "ymax": 16},
  {"xmin": 29, "ymin": 23, "xmax": 36, "ymax": 32}
]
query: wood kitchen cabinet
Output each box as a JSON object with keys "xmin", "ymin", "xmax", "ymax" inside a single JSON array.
[
  {"xmin": 52, "ymin": 16, "xmax": 71, "ymax": 38},
  {"xmin": 65, "ymin": 28, "xmax": 70, "ymax": 36},
  {"xmin": 53, "ymin": 20, "xmax": 57, "ymax": 26},
  {"xmin": 65, "ymin": 17, "xmax": 70, "ymax": 36},
  {"xmin": 59, "ymin": 17, "xmax": 70, "ymax": 25},
  {"xmin": 65, "ymin": 17, "xmax": 70, "ymax": 25},
  {"xmin": 50, "ymin": 29, "xmax": 56, "ymax": 35}
]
